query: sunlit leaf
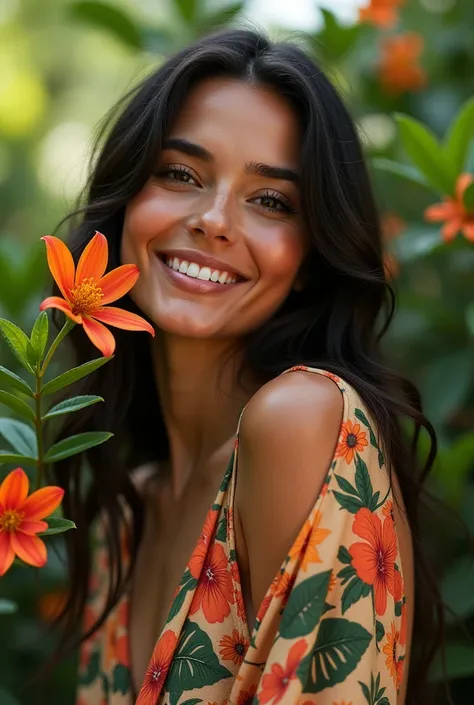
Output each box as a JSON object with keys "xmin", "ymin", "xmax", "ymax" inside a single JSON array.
[
  {"xmin": 44, "ymin": 431, "xmax": 113, "ymax": 462},
  {"xmin": 443, "ymin": 97, "xmax": 474, "ymax": 174},
  {"xmin": 0, "ymin": 319, "xmax": 34, "ymax": 373},
  {"xmin": 174, "ymin": 0, "xmax": 197, "ymax": 23},
  {"xmin": 394, "ymin": 114, "xmax": 457, "ymax": 196},
  {"xmin": 0, "ymin": 599, "xmax": 18, "ymax": 615},
  {"xmin": 0, "ymin": 418, "xmax": 37, "ymax": 456},
  {"xmin": 0, "ymin": 390, "xmax": 35, "ymax": 422},
  {"xmin": 30, "ymin": 311, "xmax": 49, "ymax": 364},
  {"xmin": 68, "ymin": 1, "xmax": 143, "ymax": 50},
  {"xmin": 0, "ymin": 451, "xmax": 37, "ymax": 466},
  {"xmin": 0, "ymin": 366, "xmax": 34, "ymax": 397},
  {"xmin": 42, "ymin": 356, "xmax": 112, "ymax": 395},
  {"xmin": 372, "ymin": 158, "xmax": 431, "ymax": 188},
  {"xmin": 43, "ymin": 394, "xmax": 104, "ymax": 420},
  {"xmin": 39, "ymin": 517, "xmax": 76, "ymax": 536}
]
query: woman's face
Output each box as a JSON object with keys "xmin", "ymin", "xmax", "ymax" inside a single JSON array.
[{"xmin": 121, "ymin": 77, "xmax": 307, "ymax": 339}]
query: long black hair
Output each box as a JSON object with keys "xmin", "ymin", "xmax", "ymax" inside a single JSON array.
[{"xmin": 50, "ymin": 27, "xmax": 444, "ymax": 702}]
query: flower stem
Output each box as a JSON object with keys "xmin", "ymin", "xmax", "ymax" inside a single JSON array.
[{"xmin": 39, "ymin": 318, "xmax": 76, "ymax": 378}]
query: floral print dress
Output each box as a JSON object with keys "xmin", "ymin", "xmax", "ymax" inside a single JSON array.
[{"xmin": 77, "ymin": 366, "xmax": 407, "ymax": 705}]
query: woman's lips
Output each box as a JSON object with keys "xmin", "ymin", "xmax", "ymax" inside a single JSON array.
[{"xmin": 155, "ymin": 254, "xmax": 247, "ymax": 294}]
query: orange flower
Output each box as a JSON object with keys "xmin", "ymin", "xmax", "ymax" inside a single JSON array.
[
  {"xmin": 237, "ymin": 684, "xmax": 258, "ymax": 705},
  {"xmin": 383, "ymin": 622, "xmax": 404, "ymax": 688},
  {"xmin": 189, "ymin": 542, "xmax": 235, "ymax": 622},
  {"xmin": 359, "ymin": 0, "xmax": 404, "ymax": 28},
  {"xmin": 0, "ymin": 467, "xmax": 64, "ymax": 575},
  {"xmin": 349, "ymin": 508, "xmax": 398, "ymax": 615},
  {"xmin": 382, "ymin": 499, "xmax": 394, "ymax": 518},
  {"xmin": 259, "ymin": 639, "xmax": 307, "ymax": 704},
  {"xmin": 219, "ymin": 628, "xmax": 249, "ymax": 665},
  {"xmin": 424, "ymin": 173, "xmax": 474, "ymax": 242},
  {"xmin": 378, "ymin": 33, "xmax": 426, "ymax": 95},
  {"xmin": 37, "ymin": 589, "xmax": 67, "ymax": 622},
  {"xmin": 335, "ymin": 420, "xmax": 369, "ymax": 464},
  {"xmin": 40, "ymin": 231, "xmax": 155, "ymax": 357},
  {"xmin": 289, "ymin": 512, "xmax": 331, "ymax": 570},
  {"xmin": 136, "ymin": 630, "xmax": 177, "ymax": 705}
]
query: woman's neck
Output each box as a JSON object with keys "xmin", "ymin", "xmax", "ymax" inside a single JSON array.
[{"xmin": 151, "ymin": 332, "xmax": 258, "ymax": 499}]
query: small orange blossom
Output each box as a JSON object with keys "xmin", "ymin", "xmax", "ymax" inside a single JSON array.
[
  {"xmin": 359, "ymin": 0, "xmax": 404, "ymax": 28},
  {"xmin": 0, "ymin": 467, "xmax": 64, "ymax": 575},
  {"xmin": 40, "ymin": 231, "xmax": 155, "ymax": 357},
  {"xmin": 424, "ymin": 173, "xmax": 474, "ymax": 242},
  {"xmin": 378, "ymin": 33, "xmax": 426, "ymax": 95}
]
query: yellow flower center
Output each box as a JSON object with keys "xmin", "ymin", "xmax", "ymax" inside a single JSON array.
[
  {"xmin": 70, "ymin": 278, "xmax": 104, "ymax": 315},
  {"xmin": 0, "ymin": 508, "xmax": 24, "ymax": 532}
]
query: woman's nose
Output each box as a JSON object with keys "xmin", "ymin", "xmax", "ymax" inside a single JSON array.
[{"xmin": 185, "ymin": 192, "xmax": 234, "ymax": 242}]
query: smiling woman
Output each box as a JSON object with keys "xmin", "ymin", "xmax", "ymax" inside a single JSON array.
[{"xmin": 48, "ymin": 27, "xmax": 443, "ymax": 705}]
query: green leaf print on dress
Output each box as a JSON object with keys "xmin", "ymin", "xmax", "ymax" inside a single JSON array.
[{"xmin": 279, "ymin": 571, "xmax": 332, "ymax": 638}]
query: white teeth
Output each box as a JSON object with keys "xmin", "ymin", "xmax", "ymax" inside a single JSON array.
[
  {"xmin": 162, "ymin": 255, "xmax": 240, "ymax": 284},
  {"xmin": 197, "ymin": 266, "xmax": 211, "ymax": 281}
]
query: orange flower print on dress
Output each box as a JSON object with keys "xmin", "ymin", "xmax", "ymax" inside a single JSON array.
[
  {"xmin": 136, "ymin": 630, "xmax": 177, "ymax": 705},
  {"xmin": 335, "ymin": 420, "xmax": 368, "ymax": 464},
  {"xmin": 219, "ymin": 629, "xmax": 249, "ymax": 665},
  {"xmin": 289, "ymin": 512, "xmax": 331, "ymax": 571},
  {"xmin": 259, "ymin": 639, "xmax": 307, "ymax": 704},
  {"xmin": 378, "ymin": 33, "xmax": 426, "ymax": 96},
  {"xmin": 359, "ymin": 0, "xmax": 403, "ymax": 28},
  {"xmin": 349, "ymin": 508, "xmax": 398, "ymax": 615},
  {"xmin": 383, "ymin": 622, "xmax": 404, "ymax": 689},
  {"xmin": 237, "ymin": 685, "xmax": 257, "ymax": 705},
  {"xmin": 189, "ymin": 542, "xmax": 234, "ymax": 623},
  {"xmin": 424, "ymin": 173, "xmax": 474, "ymax": 242}
]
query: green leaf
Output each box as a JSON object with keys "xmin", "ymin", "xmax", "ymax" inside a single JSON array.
[
  {"xmin": 0, "ymin": 451, "xmax": 37, "ymax": 465},
  {"xmin": 393, "ymin": 227, "xmax": 444, "ymax": 263},
  {"xmin": 394, "ymin": 114, "xmax": 457, "ymax": 195},
  {"xmin": 30, "ymin": 311, "xmax": 49, "ymax": 363},
  {"xmin": 463, "ymin": 181, "xmax": 474, "ymax": 211},
  {"xmin": 435, "ymin": 433, "xmax": 474, "ymax": 502},
  {"xmin": 354, "ymin": 454, "xmax": 374, "ymax": 508},
  {"xmin": 0, "ymin": 390, "xmax": 35, "ymax": 422},
  {"xmin": 112, "ymin": 663, "xmax": 130, "ymax": 694},
  {"xmin": 441, "ymin": 553, "xmax": 474, "ymax": 622},
  {"xmin": 39, "ymin": 517, "xmax": 76, "ymax": 536},
  {"xmin": 333, "ymin": 491, "xmax": 363, "ymax": 514},
  {"xmin": 0, "ymin": 418, "xmax": 37, "ymax": 456},
  {"xmin": 167, "ymin": 620, "xmax": 232, "ymax": 700},
  {"xmin": 421, "ymin": 350, "xmax": 474, "ymax": 426},
  {"xmin": 359, "ymin": 679, "xmax": 371, "ymax": 704},
  {"xmin": 0, "ymin": 599, "xmax": 18, "ymax": 614},
  {"xmin": 44, "ymin": 431, "xmax": 113, "ymax": 462},
  {"xmin": 42, "ymin": 356, "xmax": 112, "ymax": 395},
  {"xmin": 341, "ymin": 576, "xmax": 371, "ymax": 614},
  {"xmin": 68, "ymin": 1, "xmax": 143, "ymax": 50},
  {"xmin": 43, "ymin": 394, "xmax": 104, "ymax": 420},
  {"xmin": 429, "ymin": 642, "xmax": 474, "ymax": 682},
  {"xmin": 338, "ymin": 546, "xmax": 352, "ymax": 565},
  {"xmin": 215, "ymin": 510, "xmax": 227, "ymax": 542},
  {"xmin": 79, "ymin": 650, "xmax": 100, "ymax": 686},
  {"xmin": 166, "ymin": 574, "xmax": 197, "ymax": 624},
  {"xmin": 371, "ymin": 158, "xmax": 431, "ymax": 188},
  {"xmin": 0, "ymin": 319, "xmax": 34, "ymax": 372},
  {"xmin": 0, "ymin": 365, "xmax": 34, "ymax": 397},
  {"xmin": 335, "ymin": 474, "xmax": 359, "ymax": 496},
  {"xmin": 376, "ymin": 620, "xmax": 385, "ymax": 643},
  {"xmin": 197, "ymin": 2, "xmax": 243, "ymax": 34},
  {"xmin": 354, "ymin": 408, "xmax": 377, "ymax": 447},
  {"xmin": 280, "ymin": 571, "xmax": 332, "ymax": 638},
  {"xmin": 174, "ymin": 0, "xmax": 197, "ymax": 23},
  {"xmin": 443, "ymin": 97, "xmax": 474, "ymax": 173},
  {"xmin": 297, "ymin": 618, "xmax": 372, "ymax": 692}
]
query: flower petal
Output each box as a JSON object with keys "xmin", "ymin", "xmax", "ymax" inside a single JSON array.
[
  {"xmin": 82, "ymin": 317, "xmax": 116, "ymax": 357},
  {"xmin": 0, "ymin": 532, "xmax": 15, "ymax": 576},
  {"xmin": 92, "ymin": 307, "xmax": 155, "ymax": 336},
  {"xmin": 41, "ymin": 236, "xmax": 75, "ymax": 300},
  {"xmin": 75, "ymin": 231, "xmax": 109, "ymax": 286},
  {"xmin": 442, "ymin": 219, "xmax": 462, "ymax": 241},
  {"xmin": 456, "ymin": 173, "xmax": 473, "ymax": 202},
  {"xmin": 21, "ymin": 485, "xmax": 64, "ymax": 521},
  {"xmin": 39, "ymin": 296, "xmax": 83, "ymax": 324},
  {"xmin": 18, "ymin": 519, "xmax": 48, "ymax": 535},
  {"xmin": 424, "ymin": 202, "xmax": 454, "ymax": 222},
  {"xmin": 0, "ymin": 467, "xmax": 29, "ymax": 509},
  {"xmin": 462, "ymin": 222, "xmax": 474, "ymax": 242},
  {"xmin": 98, "ymin": 264, "xmax": 140, "ymax": 305},
  {"xmin": 11, "ymin": 532, "xmax": 47, "ymax": 568}
]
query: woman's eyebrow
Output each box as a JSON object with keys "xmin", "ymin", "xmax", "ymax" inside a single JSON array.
[{"xmin": 162, "ymin": 137, "xmax": 300, "ymax": 185}]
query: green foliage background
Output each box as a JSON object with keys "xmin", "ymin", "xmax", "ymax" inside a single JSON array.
[{"xmin": 0, "ymin": 0, "xmax": 473, "ymax": 703}]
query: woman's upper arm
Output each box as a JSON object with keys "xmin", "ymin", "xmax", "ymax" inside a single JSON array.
[{"xmin": 235, "ymin": 371, "xmax": 344, "ymax": 618}]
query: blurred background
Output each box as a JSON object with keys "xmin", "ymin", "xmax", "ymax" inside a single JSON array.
[{"xmin": 0, "ymin": 0, "xmax": 473, "ymax": 703}]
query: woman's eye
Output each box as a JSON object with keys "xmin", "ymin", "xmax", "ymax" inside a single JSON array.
[
  {"xmin": 256, "ymin": 192, "xmax": 296, "ymax": 214},
  {"xmin": 157, "ymin": 167, "xmax": 198, "ymax": 185}
]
